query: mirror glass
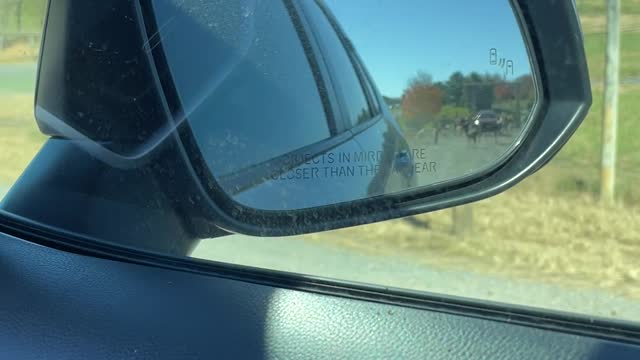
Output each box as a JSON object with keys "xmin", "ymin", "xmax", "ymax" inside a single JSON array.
[{"xmin": 152, "ymin": 0, "xmax": 538, "ymax": 211}]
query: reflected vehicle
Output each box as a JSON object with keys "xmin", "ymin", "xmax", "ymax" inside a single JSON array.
[
  {"xmin": 466, "ymin": 110, "xmax": 502, "ymax": 140},
  {"xmin": 473, "ymin": 110, "xmax": 500, "ymax": 129}
]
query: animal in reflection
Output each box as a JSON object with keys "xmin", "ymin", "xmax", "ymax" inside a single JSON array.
[{"xmin": 458, "ymin": 110, "xmax": 504, "ymax": 143}]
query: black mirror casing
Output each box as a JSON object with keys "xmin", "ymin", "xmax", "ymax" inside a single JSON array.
[
  {"xmin": 34, "ymin": 0, "xmax": 175, "ymax": 161},
  {"xmin": 30, "ymin": 0, "xmax": 591, "ymax": 239}
]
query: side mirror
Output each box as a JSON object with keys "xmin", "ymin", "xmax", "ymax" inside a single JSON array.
[{"xmin": 34, "ymin": 0, "xmax": 590, "ymax": 237}]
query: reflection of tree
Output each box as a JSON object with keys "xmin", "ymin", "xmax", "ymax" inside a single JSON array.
[
  {"xmin": 462, "ymin": 72, "xmax": 497, "ymax": 111},
  {"xmin": 400, "ymin": 72, "xmax": 443, "ymax": 130},
  {"xmin": 406, "ymin": 70, "xmax": 434, "ymax": 89},
  {"xmin": 445, "ymin": 71, "xmax": 465, "ymax": 106},
  {"xmin": 439, "ymin": 105, "xmax": 470, "ymax": 121},
  {"xmin": 513, "ymin": 74, "xmax": 536, "ymax": 108},
  {"xmin": 399, "ymin": 71, "xmax": 535, "ymax": 127},
  {"xmin": 494, "ymin": 83, "xmax": 514, "ymax": 101}
]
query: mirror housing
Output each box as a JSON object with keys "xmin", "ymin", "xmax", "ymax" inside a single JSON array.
[
  {"xmin": 34, "ymin": 0, "xmax": 174, "ymax": 161},
  {"xmin": 32, "ymin": 0, "xmax": 590, "ymax": 238}
]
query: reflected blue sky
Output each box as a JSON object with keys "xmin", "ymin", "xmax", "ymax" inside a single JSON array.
[{"xmin": 324, "ymin": 0, "xmax": 531, "ymax": 97}]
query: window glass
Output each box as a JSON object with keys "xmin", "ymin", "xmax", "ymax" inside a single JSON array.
[
  {"xmin": 0, "ymin": 2, "xmax": 47, "ymax": 197},
  {"xmin": 302, "ymin": 0, "xmax": 372, "ymax": 128},
  {"xmin": 1, "ymin": 0, "xmax": 639, "ymax": 326},
  {"xmin": 360, "ymin": 69, "xmax": 381, "ymax": 116}
]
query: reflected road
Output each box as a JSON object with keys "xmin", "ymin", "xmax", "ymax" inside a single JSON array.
[{"xmin": 408, "ymin": 126, "xmax": 522, "ymax": 186}]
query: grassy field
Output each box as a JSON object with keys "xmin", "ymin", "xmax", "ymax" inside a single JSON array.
[
  {"xmin": 1, "ymin": 1, "xmax": 639, "ymax": 304},
  {"xmin": 0, "ymin": 0, "xmax": 47, "ymax": 33},
  {"xmin": 0, "ymin": 62, "xmax": 42, "ymax": 186},
  {"xmin": 307, "ymin": 189, "xmax": 640, "ymax": 301},
  {"xmin": 0, "ymin": 41, "xmax": 39, "ymax": 63},
  {"xmin": 0, "ymin": 93, "xmax": 43, "ymax": 185}
]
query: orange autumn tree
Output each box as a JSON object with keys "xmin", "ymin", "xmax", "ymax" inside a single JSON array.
[
  {"xmin": 494, "ymin": 83, "xmax": 514, "ymax": 101},
  {"xmin": 401, "ymin": 72, "xmax": 443, "ymax": 130}
]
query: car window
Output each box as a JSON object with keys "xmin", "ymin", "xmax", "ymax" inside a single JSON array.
[
  {"xmin": 1, "ymin": 0, "xmax": 639, "ymax": 326},
  {"xmin": 302, "ymin": 0, "xmax": 373, "ymax": 128},
  {"xmin": 362, "ymin": 84, "xmax": 380, "ymax": 117},
  {"xmin": 354, "ymin": 55, "xmax": 382, "ymax": 116}
]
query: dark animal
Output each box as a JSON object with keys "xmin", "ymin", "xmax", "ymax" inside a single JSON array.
[
  {"xmin": 460, "ymin": 119, "xmax": 479, "ymax": 143},
  {"xmin": 460, "ymin": 111, "xmax": 504, "ymax": 143}
]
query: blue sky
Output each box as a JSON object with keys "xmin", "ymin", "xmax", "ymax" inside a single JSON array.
[{"xmin": 323, "ymin": 0, "xmax": 532, "ymax": 97}]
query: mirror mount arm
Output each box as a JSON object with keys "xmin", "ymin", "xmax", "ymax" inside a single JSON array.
[{"xmin": 0, "ymin": 138, "xmax": 229, "ymax": 256}]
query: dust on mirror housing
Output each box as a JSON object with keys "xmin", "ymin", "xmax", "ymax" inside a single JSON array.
[{"xmin": 29, "ymin": 0, "xmax": 590, "ymax": 238}]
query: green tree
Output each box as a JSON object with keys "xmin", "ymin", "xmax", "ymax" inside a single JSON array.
[
  {"xmin": 406, "ymin": 70, "xmax": 433, "ymax": 88},
  {"xmin": 463, "ymin": 72, "xmax": 495, "ymax": 111},
  {"xmin": 438, "ymin": 105, "xmax": 470, "ymax": 121},
  {"xmin": 445, "ymin": 71, "xmax": 465, "ymax": 106}
]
